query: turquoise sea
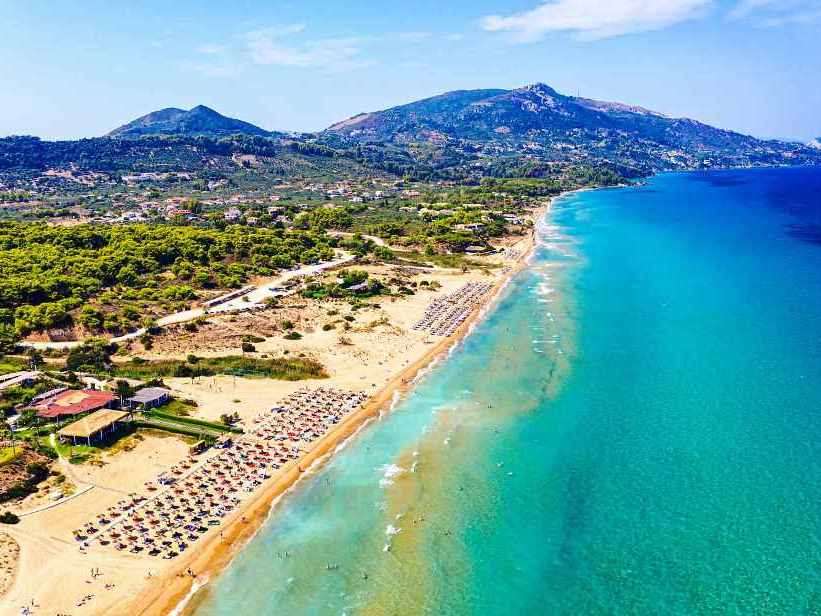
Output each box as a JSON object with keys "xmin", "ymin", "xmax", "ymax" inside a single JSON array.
[{"xmin": 194, "ymin": 167, "xmax": 821, "ymax": 615}]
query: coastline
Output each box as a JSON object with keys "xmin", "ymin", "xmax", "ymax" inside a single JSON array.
[
  {"xmin": 122, "ymin": 199, "xmax": 553, "ymax": 616},
  {"xmin": 0, "ymin": 196, "xmax": 558, "ymax": 616}
]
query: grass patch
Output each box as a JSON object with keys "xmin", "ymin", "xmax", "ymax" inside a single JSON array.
[
  {"xmin": 0, "ymin": 356, "xmax": 27, "ymax": 376},
  {"xmin": 111, "ymin": 356, "xmax": 327, "ymax": 380},
  {"xmin": 157, "ymin": 398, "xmax": 197, "ymax": 417},
  {"xmin": 392, "ymin": 250, "xmax": 498, "ymax": 270},
  {"xmin": 144, "ymin": 410, "xmax": 242, "ymax": 434},
  {"xmin": 133, "ymin": 419, "xmax": 222, "ymax": 440},
  {"xmin": 0, "ymin": 447, "xmax": 21, "ymax": 466},
  {"xmin": 50, "ymin": 438, "xmax": 100, "ymax": 464}
]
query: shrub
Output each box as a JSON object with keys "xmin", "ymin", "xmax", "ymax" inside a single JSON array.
[
  {"xmin": 66, "ymin": 338, "xmax": 115, "ymax": 371},
  {"xmin": 283, "ymin": 332, "xmax": 302, "ymax": 340},
  {"xmin": 174, "ymin": 364, "xmax": 195, "ymax": 378},
  {"xmin": 220, "ymin": 412, "xmax": 240, "ymax": 426},
  {"xmin": 0, "ymin": 511, "xmax": 20, "ymax": 524}
]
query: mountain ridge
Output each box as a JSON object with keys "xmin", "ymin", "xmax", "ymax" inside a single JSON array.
[
  {"xmin": 4, "ymin": 83, "xmax": 817, "ymax": 180},
  {"xmin": 320, "ymin": 82, "xmax": 814, "ymax": 173},
  {"xmin": 324, "ymin": 83, "xmax": 753, "ymax": 141}
]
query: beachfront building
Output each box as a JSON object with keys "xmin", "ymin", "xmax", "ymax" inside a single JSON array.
[
  {"xmin": 126, "ymin": 387, "xmax": 171, "ymax": 410},
  {"xmin": 30, "ymin": 389, "xmax": 118, "ymax": 422},
  {"xmin": 57, "ymin": 409, "xmax": 132, "ymax": 446}
]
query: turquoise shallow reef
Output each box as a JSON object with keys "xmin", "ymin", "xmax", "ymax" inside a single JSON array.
[{"xmin": 194, "ymin": 167, "xmax": 821, "ymax": 615}]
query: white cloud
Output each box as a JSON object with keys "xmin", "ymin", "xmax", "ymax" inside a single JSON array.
[
  {"xmin": 245, "ymin": 25, "xmax": 370, "ymax": 70},
  {"xmin": 729, "ymin": 0, "xmax": 821, "ymax": 25},
  {"xmin": 480, "ymin": 0, "xmax": 714, "ymax": 41}
]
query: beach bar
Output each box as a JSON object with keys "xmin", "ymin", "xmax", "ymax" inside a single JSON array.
[
  {"xmin": 57, "ymin": 409, "xmax": 132, "ymax": 445},
  {"xmin": 31, "ymin": 389, "xmax": 118, "ymax": 421}
]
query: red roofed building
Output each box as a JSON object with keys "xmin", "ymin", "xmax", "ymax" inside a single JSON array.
[{"xmin": 31, "ymin": 389, "xmax": 118, "ymax": 420}]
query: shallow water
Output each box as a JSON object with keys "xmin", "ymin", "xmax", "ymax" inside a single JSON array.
[{"xmin": 195, "ymin": 167, "xmax": 821, "ymax": 615}]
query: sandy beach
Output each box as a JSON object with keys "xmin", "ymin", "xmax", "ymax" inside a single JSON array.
[{"xmin": 0, "ymin": 203, "xmax": 550, "ymax": 616}]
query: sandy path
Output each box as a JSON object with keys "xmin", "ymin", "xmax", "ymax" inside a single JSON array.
[{"xmin": 0, "ymin": 533, "xmax": 19, "ymax": 599}]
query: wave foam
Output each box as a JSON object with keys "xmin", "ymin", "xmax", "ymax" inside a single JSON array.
[{"xmin": 378, "ymin": 463, "xmax": 406, "ymax": 487}]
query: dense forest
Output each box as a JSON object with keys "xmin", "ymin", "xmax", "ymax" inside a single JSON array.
[{"xmin": 0, "ymin": 222, "xmax": 335, "ymax": 348}]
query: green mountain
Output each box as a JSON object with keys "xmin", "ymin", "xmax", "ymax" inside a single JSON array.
[
  {"xmin": 325, "ymin": 83, "xmax": 816, "ymax": 172},
  {"xmin": 107, "ymin": 105, "xmax": 270, "ymax": 138},
  {"xmin": 1, "ymin": 85, "xmax": 818, "ymax": 185}
]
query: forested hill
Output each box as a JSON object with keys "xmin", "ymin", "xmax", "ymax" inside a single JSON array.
[
  {"xmin": 0, "ymin": 134, "xmax": 422, "ymax": 179},
  {"xmin": 107, "ymin": 105, "xmax": 270, "ymax": 138},
  {"xmin": 325, "ymin": 83, "xmax": 820, "ymax": 172},
  {"xmin": 1, "ymin": 83, "xmax": 819, "ymax": 182},
  {"xmin": 0, "ymin": 222, "xmax": 337, "ymax": 349}
]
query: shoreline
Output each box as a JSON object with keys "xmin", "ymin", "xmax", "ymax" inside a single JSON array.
[
  {"xmin": 142, "ymin": 226, "xmax": 541, "ymax": 616},
  {"xmin": 128, "ymin": 200, "xmax": 552, "ymax": 616},
  {"xmin": 15, "ymin": 198, "xmax": 552, "ymax": 616}
]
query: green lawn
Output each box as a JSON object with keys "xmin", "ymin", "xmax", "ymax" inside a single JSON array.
[{"xmin": 144, "ymin": 410, "xmax": 242, "ymax": 434}]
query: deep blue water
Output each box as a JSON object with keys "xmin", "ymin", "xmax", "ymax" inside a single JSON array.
[{"xmin": 195, "ymin": 166, "xmax": 821, "ymax": 615}]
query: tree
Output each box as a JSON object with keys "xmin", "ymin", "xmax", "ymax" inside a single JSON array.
[
  {"xmin": 66, "ymin": 338, "xmax": 115, "ymax": 372},
  {"xmin": 114, "ymin": 379, "xmax": 134, "ymax": 400},
  {"xmin": 340, "ymin": 270, "xmax": 368, "ymax": 288},
  {"xmin": 26, "ymin": 348, "xmax": 44, "ymax": 369},
  {"xmin": 117, "ymin": 265, "xmax": 139, "ymax": 285},
  {"xmin": 77, "ymin": 306, "xmax": 104, "ymax": 331},
  {"xmin": 0, "ymin": 323, "xmax": 18, "ymax": 354}
]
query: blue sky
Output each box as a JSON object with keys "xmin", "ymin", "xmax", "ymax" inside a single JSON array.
[{"xmin": 1, "ymin": 0, "xmax": 819, "ymax": 141}]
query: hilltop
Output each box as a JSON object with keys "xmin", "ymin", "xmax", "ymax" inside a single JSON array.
[{"xmin": 107, "ymin": 105, "xmax": 270, "ymax": 138}]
